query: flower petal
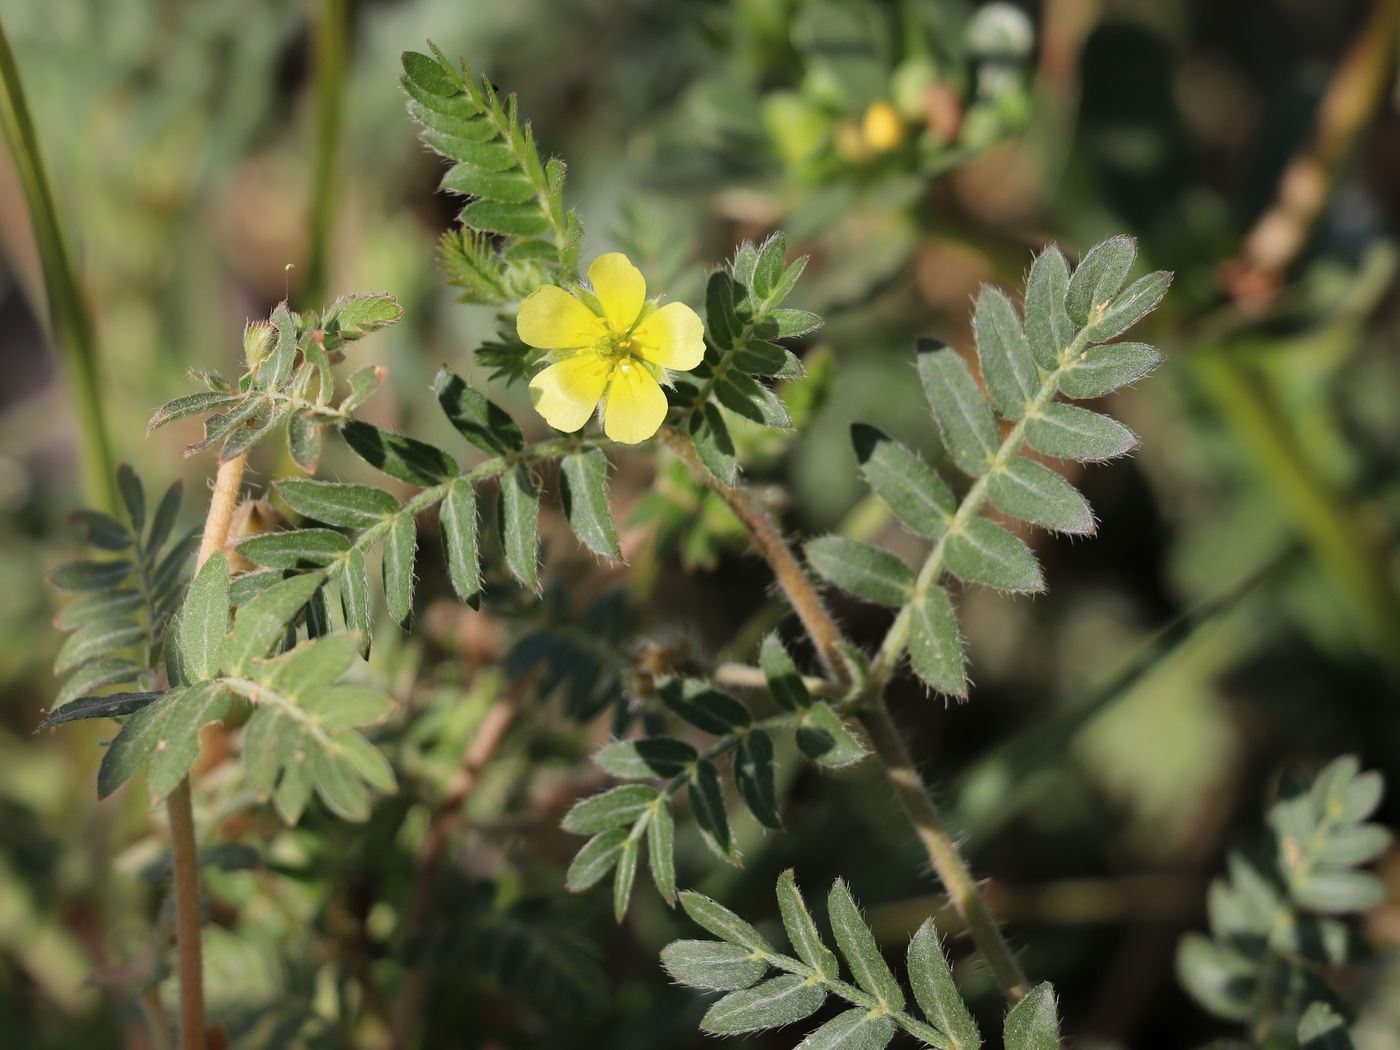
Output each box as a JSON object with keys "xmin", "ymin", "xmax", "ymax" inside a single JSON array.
[
  {"xmin": 517, "ymin": 285, "xmax": 605, "ymax": 350},
  {"xmin": 631, "ymin": 301, "xmax": 706, "ymax": 371},
  {"xmin": 602, "ymin": 360, "xmax": 668, "ymax": 444},
  {"xmin": 589, "ymin": 253, "xmax": 646, "ymax": 332},
  {"xmin": 529, "ymin": 352, "xmax": 613, "ymax": 433}
]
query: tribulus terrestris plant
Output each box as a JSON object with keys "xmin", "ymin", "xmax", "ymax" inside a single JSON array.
[{"xmin": 18, "ymin": 23, "xmax": 1392, "ymax": 1050}]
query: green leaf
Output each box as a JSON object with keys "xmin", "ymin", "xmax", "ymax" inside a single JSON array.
[
  {"xmin": 342, "ymin": 364, "xmax": 386, "ymax": 414},
  {"xmin": 975, "ymin": 286, "xmax": 1038, "ymax": 419},
  {"xmin": 614, "ymin": 834, "xmax": 641, "ymax": 922},
  {"xmin": 322, "ymin": 291, "xmax": 403, "ymax": 341},
  {"xmin": 179, "ymin": 552, "xmax": 229, "ymax": 682},
  {"xmin": 442, "ymin": 162, "xmax": 535, "ymax": 203},
  {"xmin": 828, "ymin": 880, "xmax": 904, "ymax": 1010},
  {"xmin": 276, "ymin": 480, "xmax": 398, "ymax": 529},
  {"xmin": 1024, "ymin": 246, "xmax": 1074, "ymax": 371},
  {"xmin": 432, "ymin": 368, "xmax": 524, "ymax": 455},
  {"xmin": 1291, "ymin": 870, "xmax": 1384, "ymax": 913},
  {"xmin": 382, "ymin": 512, "xmax": 417, "ymax": 626},
  {"xmin": 1315, "ymin": 824, "xmax": 1392, "ymax": 866},
  {"xmin": 945, "ymin": 518, "xmax": 1043, "ymax": 593},
  {"xmin": 732, "ymin": 339, "xmax": 789, "ymax": 375},
  {"xmin": 562, "ymin": 785, "xmax": 658, "ymax": 835},
  {"xmin": 752, "ymin": 233, "xmax": 788, "ymax": 300},
  {"xmin": 701, "ymin": 975, "xmax": 826, "ymax": 1035},
  {"xmin": 715, "ymin": 372, "xmax": 792, "ymax": 429},
  {"xmin": 796, "ymin": 703, "xmax": 867, "ymax": 768},
  {"xmin": 648, "ymin": 799, "xmax": 677, "ymax": 903},
  {"xmin": 148, "ymin": 392, "xmax": 241, "ymax": 434},
  {"xmin": 439, "ymin": 481, "xmax": 481, "ymax": 604},
  {"xmin": 1003, "ymin": 983, "xmax": 1061, "ymax": 1050},
  {"xmin": 800, "ymin": 1010, "xmax": 896, "ymax": 1050},
  {"xmin": 566, "ymin": 828, "xmax": 627, "ymax": 892},
  {"xmin": 145, "ymin": 682, "xmax": 232, "ymax": 800},
  {"xmin": 680, "ymin": 891, "xmax": 773, "ymax": 953},
  {"xmin": 340, "ymin": 548, "xmax": 372, "ymax": 655},
  {"xmin": 1058, "ymin": 341, "xmax": 1159, "ymax": 403},
  {"xmin": 55, "ymin": 657, "xmax": 142, "ymax": 706},
  {"xmin": 561, "ymin": 447, "xmax": 620, "ymax": 559},
  {"xmin": 661, "ymin": 940, "xmax": 769, "ymax": 992},
  {"xmin": 806, "ymin": 536, "xmax": 914, "ymax": 607},
  {"xmin": 1084, "ymin": 271, "xmax": 1171, "ymax": 342},
  {"xmin": 342, "ymin": 421, "xmax": 458, "ymax": 486},
  {"xmin": 908, "ymin": 585, "xmax": 967, "ymax": 697},
  {"xmin": 41, "ymin": 691, "xmax": 161, "ymax": 728},
  {"xmin": 1176, "ymin": 934, "xmax": 1257, "ymax": 1022},
  {"xmin": 918, "ymin": 342, "xmax": 998, "ymax": 477},
  {"xmin": 145, "ymin": 481, "xmax": 183, "ymax": 557},
  {"xmin": 54, "ymin": 619, "xmax": 146, "ymax": 674},
  {"xmin": 237, "ymin": 529, "xmax": 348, "ymax": 569},
  {"xmin": 760, "ymin": 633, "xmax": 812, "ymax": 711},
  {"xmin": 908, "ymin": 920, "xmax": 981, "ymax": 1050},
  {"xmin": 987, "ymin": 457, "xmax": 1094, "ymax": 535},
  {"xmin": 851, "ymin": 424, "xmax": 954, "ymax": 539},
  {"xmin": 461, "ymin": 199, "xmax": 550, "ymax": 237},
  {"xmin": 735, "ymin": 730, "xmax": 780, "ymax": 828},
  {"xmin": 1026, "ymin": 403, "xmax": 1137, "ymax": 462},
  {"xmin": 69, "ymin": 509, "xmax": 131, "ymax": 551},
  {"xmin": 776, "ymin": 870, "xmax": 839, "ymax": 978},
  {"xmin": 49, "ymin": 559, "xmax": 132, "ymax": 594},
  {"xmin": 1065, "ymin": 236, "xmax": 1136, "ymax": 326},
  {"xmin": 308, "ymin": 749, "xmax": 371, "ymax": 821},
  {"xmin": 500, "ymin": 464, "xmax": 540, "ymax": 589},
  {"xmin": 1298, "ymin": 1003, "xmax": 1354, "ymax": 1050},
  {"xmin": 706, "ymin": 270, "xmax": 741, "ymax": 349},
  {"xmin": 222, "ymin": 573, "xmax": 324, "ymax": 675},
  {"xmin": 690, "ymin": 759, "xmax": 733, "ymax": 859},
  {"xmin": 98, "ymin": 683, "xmax": 231, "ymax": 800},
  {"xmin": 287, "ymin": 414, "xmax": 323, "ymax": 474},
  {"xmin": 659, "ymin": 679, "xmax": 752, "ymax": 735},
  {"xmin": 767, "ymin": 308, "xmax": 823, "ymax": 339},
  {"xmin": 689, "ymin": 404, "xmax": 738, "ymax": 485},
  {"xmin": 116, "ymin": 465, "xmax": 146, "ymax": 533},
  {"xmin": 595, "ymin": 737, "xmax": 697, "ymax": 779},
  {"xmin": 56, "ymin": 589, "xmax": 141, "ymax": 631}
]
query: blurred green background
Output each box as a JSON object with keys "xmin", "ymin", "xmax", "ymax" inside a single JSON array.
[{"xmin": 2, "ymin": 0, "xmax": 1399, "ymax": 1047}]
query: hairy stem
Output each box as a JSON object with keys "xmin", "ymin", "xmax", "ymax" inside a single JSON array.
[
  {"xmin": 664, "ymin": 426, "xmax": 1029, "ymax": 1003},
  {"xmin": 661, "ymin": 428, "xmax": 850, "ymax": 685},
  {"xmin": 0, "ymin": 18, "xmax": 117, "ymax": 510},
  {"xmin": 168, "ymin": 451, "xmax": 248, "ymax": 1049},
  {"xmin": 857, "ymin": 701, "xmax": 1029, "ymax": 1003}
]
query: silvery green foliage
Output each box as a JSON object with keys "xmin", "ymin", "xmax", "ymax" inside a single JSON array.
[
  {"xmin": 1177, "ymin": 756, "xmax": 1388, "ymax": 1046},
  {"xmin": 44, "ymin": 466, "xmax": 189, "ymax": 718},
  {"xmin": 564, "ymin": 634, "xmax": 866, "ymax": 919},
  {"xmin": 149, "ymin": 292, "xmax": 402, "ymax": 471},
  {"xmin": 807, "ymin": 237, "xmax": 1169, "ymax": 698},
  {"xmin": 674, "ymin": 233, "xmax": 817, "ymax": 484},
  {"xmin": 402, "ymin": 45, "xmax": 581, "ymax": 304},
  {"xmin": 661, "ymin": 871, "xmax": 1063, "ymax": 1050}
]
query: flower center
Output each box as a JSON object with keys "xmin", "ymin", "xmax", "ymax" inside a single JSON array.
[{"xmin": 594, "ymin": 329, "xmax": 636, "ymax": 360}]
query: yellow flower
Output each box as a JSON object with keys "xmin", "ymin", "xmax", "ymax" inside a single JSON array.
[{"xmin": 518, "ymin": 253, "xmax": 705, "ymax": 444}]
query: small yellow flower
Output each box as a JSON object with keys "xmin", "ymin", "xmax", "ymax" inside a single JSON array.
[
  {"xmin": 518, "ymin": 253, "xmax": 705, "ymax": 444},
  {"xmin": 861, "ymin": 100, "xmax": 905, "ymax": 152}
]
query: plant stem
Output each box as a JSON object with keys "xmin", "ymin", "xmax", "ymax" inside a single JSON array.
[
  {"xmin": 302, "ymin": 0, "xmax": 348, "ymax": 306},
  {"xmin": 661, "ymin": 428, "xmax": 850, "ymax": 686},
  {"xmin": 167, "ymin": 451, "xmax": 248, "ymax": 1050},
  {"xmin": 857, "ymin": 700, "xmax": 1029, "ymax": 1002},
  {"xmin": 0, "ymin": 18, "xmax": 118, "ymax": 510},
  {"xmin": 664, "ymin": 426, "xmax": 1029, "ymax": 1003}
]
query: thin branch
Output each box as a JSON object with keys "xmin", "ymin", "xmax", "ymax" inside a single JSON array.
[
  {"xmin": 168, "ymin": 451, "xmax": 248, "ymax": 1050},
  {"xmin": 663, "ymin": 425, "xmax": 1030, "ymax": 1003}
]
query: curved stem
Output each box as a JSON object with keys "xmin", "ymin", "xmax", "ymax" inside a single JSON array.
[
  {"xmin": 664, "ymin": 426, "xmax": 1029, "ymax": 1003},
  {"xmin": 167, "ymin": 451, "xmax": 248, "ymax": 1049},
  {"xmin": 661, "ymin": 428, "xmax": 850, "ymax": 685},
  {"xmin": 0, "ymin": 18, "xmax": 117, "ymax": 510}
]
